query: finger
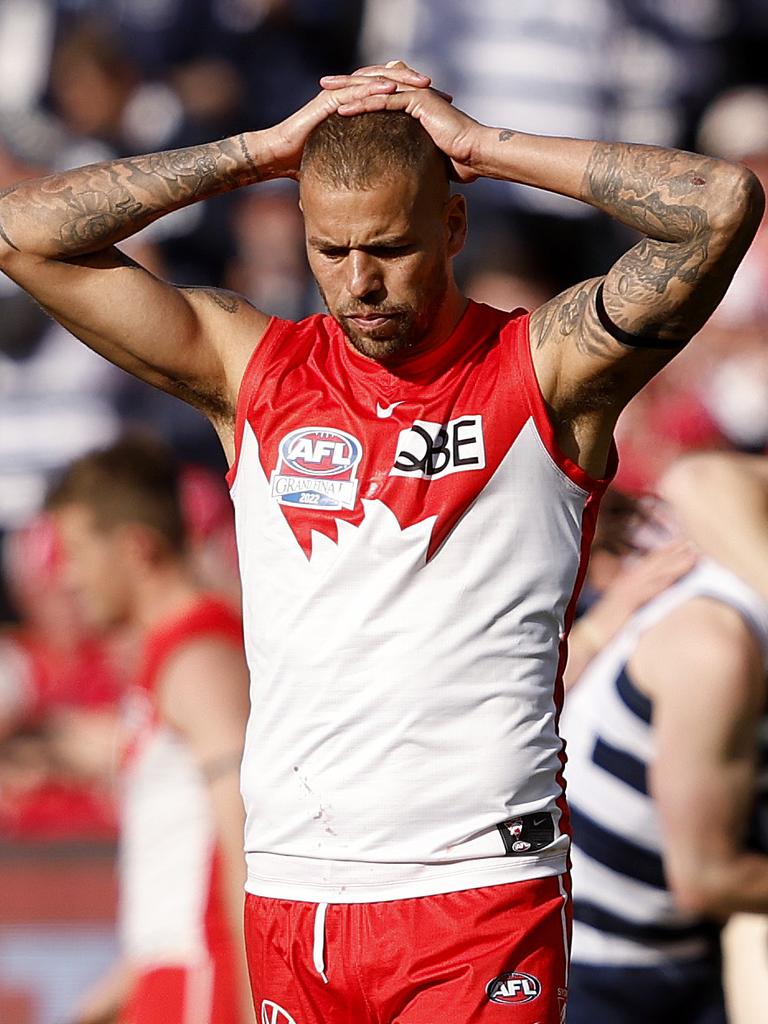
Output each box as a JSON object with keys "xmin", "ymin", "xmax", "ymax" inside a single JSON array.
[
  {"xmin": 327, "ymin": 79, "xmax": 400, "ymax": 107},
  {"xmin": 323, "ymin": 74, "xmax": 453, "ymax": 105},
  {"xmin": 336, "ymin": 89, "xmax": 425, "ymax": 117},
  {"xmin": 352, "ymin": 61, "xmax": 429, "ymax": 83},
  {"xmin": 323, "ymin": 76, "xmax": 452, "ymax": 106},
  {"xmin": 321, "ymin": 70, "xmax": 430, "ymax": 93}
]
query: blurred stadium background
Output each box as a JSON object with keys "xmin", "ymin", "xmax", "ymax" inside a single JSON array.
[{"xmin": 2, "ymin": 2, "xmax": 768, "ymax": 1022}]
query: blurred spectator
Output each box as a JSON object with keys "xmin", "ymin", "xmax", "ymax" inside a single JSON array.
[
  {"xmin": 0, "ymin": 0, "xmax": 56, "ymax": 111},
  {"xmin": 49, "ymin": 20, "xmax": 139, "ymax": 152},
  {"xmin": 0, "ymin": 108, "xmax": 122, "ymax": 573},
  {"xmin": 693, "ymin": 86, "xmax": 768, "ymax": 451},
  {"xmin": 226, "ymin": 181, "xmax": 317, "ymax": 319}
]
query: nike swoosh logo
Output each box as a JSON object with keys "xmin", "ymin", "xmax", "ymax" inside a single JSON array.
[
  {"xmin": 376, "ymin": 401, "xmax": 404, "ymax": 419},
  {"xmin": 532, "ymin": 816, "xmax": 548, "ymax": 827}
]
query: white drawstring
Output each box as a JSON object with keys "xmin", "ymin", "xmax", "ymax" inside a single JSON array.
[{"xmin": 312, "ymin": 902, "xmax": 329, "ymax": 984}]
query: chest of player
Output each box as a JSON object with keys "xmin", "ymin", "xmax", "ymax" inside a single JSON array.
[{"xmin": 244, "ymin": 347, "xmax": 532, "ymax": 556}]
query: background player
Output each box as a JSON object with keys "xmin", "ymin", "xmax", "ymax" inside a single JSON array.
[
  {"xmin": 46, "ymin": 437, "xmax": 253, "ymax": 1024},
  {"xmin": 563, "ymin": 465, "xmax": 768, "ymax": 1023},
  {"xmin": 0, "ymin": 59, "xmax": 762, "ymax": 1023}
]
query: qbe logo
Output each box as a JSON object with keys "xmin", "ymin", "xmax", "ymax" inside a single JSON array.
[
  {"xmin": 261, "ymin": 1000, "xmax": 297, "ymax": 1024},
  {"xmin": 270, "ymin": 426, "xmax": 362, "ymax": 511},
  {"xmin": 486, "ymin": 971, "xmax": 542, "ymax": 1005},
  {"xmin": 390, "ymin": 415, "xmax": 485, "ymax": 480}
]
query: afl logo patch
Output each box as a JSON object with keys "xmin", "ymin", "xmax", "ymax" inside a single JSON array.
[
  {"xmin": 486, "ymin": 971, "xmax": 542, "ymax": 1005},
  {"xmin": 261, "ymin": 1000, "xmax": 297, "ymax": 1024},
  {"xmin": 270, "ymin": 427, "xmax": 362, "ymax": 511}
]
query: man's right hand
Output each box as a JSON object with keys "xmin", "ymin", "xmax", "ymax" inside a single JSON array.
[{"xmin": 263, "ymin": 66, "xmax": 432, "ymax": 180}]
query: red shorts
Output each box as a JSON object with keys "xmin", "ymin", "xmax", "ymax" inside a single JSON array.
[
  {"xmin": 245, "ymin": 875, "xmax": 571, "ymax": 1024},
  {"xmin": 120, "ymin": 953, "xmax": 238, "ymax": 1024}
]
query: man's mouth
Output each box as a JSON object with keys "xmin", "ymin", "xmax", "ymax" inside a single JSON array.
[{"xmin": 345, "ymin": 312, "xmax": 400, "ymax": 333}]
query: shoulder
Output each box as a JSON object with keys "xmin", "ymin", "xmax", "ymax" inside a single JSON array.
[
  {"xmin": 142, "ymin": 596, "xmax": 241, "ymax": 679},
  {"xmin": 632, "ymin": 596, "xmax": 764, "ymax": 705},
  {"xmin": 155, "ymin": 621, "xmax": 248, "ymax": 736},
  {"xmin": 235, "ymin": 311, "xmax": 337, "ymax": 380}
]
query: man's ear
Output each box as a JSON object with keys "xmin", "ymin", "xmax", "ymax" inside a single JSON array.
[{"xmin": 445, "ymin": 193, "xmax": 467, "ymax": 258}]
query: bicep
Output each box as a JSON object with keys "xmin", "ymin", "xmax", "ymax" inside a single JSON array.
[
  {"xmin": 632, "ymin": 601, "xmax": 764, "ymax": 880},
  {"xmin": 0, "ymin": 246, "xmax": 268, "ymax": 419},
  {"xmin": 157, "ymin": 638, "xmax": 250, "ymax": 770},
  {"xmin": 530, "ymin": 171, "xmax": 762, "ymax": 416},
  {"xmin": 530, "ymin": 276, "xmax": 678, "ymax": 421}
]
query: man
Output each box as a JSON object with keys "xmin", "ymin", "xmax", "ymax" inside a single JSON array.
[
  {"xmin": 562, "ymin": 470, "xmax": 768, "ymax": 1024},
  {"xmin": 0, "ymin": 59, "xmax": 761, "ymax": 1023},
  {"xmin": 45, "ymin": 437, "xmax": 252, "ymax": 1024}
]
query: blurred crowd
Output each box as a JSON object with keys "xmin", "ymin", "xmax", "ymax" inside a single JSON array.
[{"xmin": 0, "ymin": 0, "xmax": 767, "ymax": 914}]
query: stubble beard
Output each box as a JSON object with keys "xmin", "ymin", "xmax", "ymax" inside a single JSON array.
[{"xmin": 318, "ymin": 268, "xmax": 449, "ymax": 364}]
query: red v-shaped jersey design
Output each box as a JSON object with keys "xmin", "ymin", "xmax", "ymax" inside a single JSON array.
[{"xmin": 227, "ymin": 301, "xmax": 605, "ymax": 561}]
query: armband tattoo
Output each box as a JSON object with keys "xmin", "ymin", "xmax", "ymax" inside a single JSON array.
[{"xmin": 595, "ymin": 283, "xmax": 688, "ymax": 350}]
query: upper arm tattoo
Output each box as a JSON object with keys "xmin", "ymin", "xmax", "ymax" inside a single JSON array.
[
  {"xmin": 581, "ymin": 142, "xmax": 762, "ymax": 342},
  {"xmin": 531, "ymin": 144, "xmax": 762, "ymax": 419},
  {"xmin": 533, "ymin": 278, "xmax": 612, "ymax": 359},
  {"xmin": 178, "ymin": 285, "xmax": 241, "ymax": 314}
]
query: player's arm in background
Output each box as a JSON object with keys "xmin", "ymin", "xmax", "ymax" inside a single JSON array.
[
  {"xmin": 323, "ymin": 63, "xmax": 764, "ymax": 477},
  {"xmin": 157, "ymin": 637, "xmax": 254, "ymax": 1024},
  {"xmin": 660, "ymin": 453, "xmax": 768, "ymax": 603},
  {"xmin": 0, "ymin": 70, "xmax": 426, "ymax": 457},
  {"xmin": 563, "ymin": 540, "xmax": 696, "ymax": 690},
  {"xmin": 630, "ymin": 597, "xmax": 768, "ymax": 917}
]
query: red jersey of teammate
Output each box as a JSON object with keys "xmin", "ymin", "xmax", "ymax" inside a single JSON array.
[{"xmin": 119, "ymin": 594, "xmax": 243, "ymax": 1024}]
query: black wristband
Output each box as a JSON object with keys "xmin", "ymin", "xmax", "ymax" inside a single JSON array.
[{"xmin": 595, "ymin": 282, "xmax": 688, "ymax": 350}]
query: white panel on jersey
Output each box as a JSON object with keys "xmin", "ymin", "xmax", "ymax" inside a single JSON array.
[
  {"xmin": 233, "ymin": 417, "xmax": 589, "ymax": 901},
  {"xmin": 120, "ymin": 728, "xmax": 214, "ymax": 963}
]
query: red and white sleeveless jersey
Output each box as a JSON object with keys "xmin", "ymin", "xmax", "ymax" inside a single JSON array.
[
  {"xmin": 119, "ymin": 596, "xmax": 243, "ymax": 966},
  {"xmin": 228, "ymin": 301, "xmax": 614, "ymax": 903}
]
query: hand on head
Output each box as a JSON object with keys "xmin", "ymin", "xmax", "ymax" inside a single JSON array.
[
  {"xmin": 319, "ymin": 61, "xmax": 481, "ymax": 183},
  {"xmin": 264, "ymin": 60, "xmax": 480, "ymax": 183},
  {"xmin": 264, "ymin": 73, "xmax": 403, "ymax": 179}
]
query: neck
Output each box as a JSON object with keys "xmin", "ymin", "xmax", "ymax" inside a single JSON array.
[
  {"xmin": 406, "ymin": 285, "xmax": 469, "ymax": 363},
  {"xmin": 130, "ymin": 559, "xmax": 201, "ymax": 631},
  {"xmin": 371, "ymin": 285, "xmax": 470, "ymax": 370}
]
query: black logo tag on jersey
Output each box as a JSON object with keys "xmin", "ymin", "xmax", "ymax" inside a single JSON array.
[{"xmin": 497, "ymin": 813, "xmax": 555, "ymax": 856}]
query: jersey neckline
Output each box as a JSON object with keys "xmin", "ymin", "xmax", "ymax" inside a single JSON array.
[{"xmin": 331, "ymin": 299, "xmax": 514, "ymax": 389}]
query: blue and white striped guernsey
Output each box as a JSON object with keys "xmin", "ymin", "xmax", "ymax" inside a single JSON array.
[{"xmin": 562, "ymin": 559, "xmax": 768, "ymax": 968}]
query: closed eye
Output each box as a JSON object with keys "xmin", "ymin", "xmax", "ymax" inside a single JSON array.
[
  {"xmin": 316, "ymin": 244, "xmax": 415, "ymax": 260},
  {"xmin": 365, "ymin": 244, "xmax": 415, "ymax": 258}
]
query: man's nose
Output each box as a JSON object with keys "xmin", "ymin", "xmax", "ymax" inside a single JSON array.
[{"xmin": 347, "ymin": 251, "xmax": 384, "ymax": 301}]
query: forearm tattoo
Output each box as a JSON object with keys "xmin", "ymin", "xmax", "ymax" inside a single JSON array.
[{"xmin": 0, "ymin": 137, "xmax": 261, "ymax": 259}]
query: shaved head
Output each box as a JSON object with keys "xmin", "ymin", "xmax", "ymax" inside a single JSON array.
[
  {"xmin": 301, "ymin": 111, "xmax": 451, "ymax": 193},
  {"xmin": 299, "ymin": 110, "xmax": 467, "ymax": 363}
]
